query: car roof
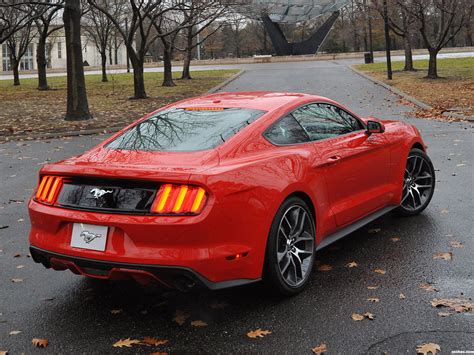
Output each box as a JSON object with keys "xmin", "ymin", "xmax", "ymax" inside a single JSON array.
[{"xmin": 173, "ymin": 91, "xmax": 331, "ymax": 112}]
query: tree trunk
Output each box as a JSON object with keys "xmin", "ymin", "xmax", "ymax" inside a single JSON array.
[
  {"xmin": 12, "ymin": 59, "xmax": 20, "ymax": 86},
  {"xmin": 181, "ymin": 49, "xmax": 192, "ymax": 80},
  {"xmin": 101, "ymin": 51, "xmax": 108, "ymax": 82},
  {"xmin": 162, "ymin": 39, "xmax": 175, "ymax": 87},
  {"xmin": 63, "ymin": 0, "xmax": 91, "ymax": 121},
  {"xmin": 36, "ymin": 33, "xmax": 49, "ymax": 90},
  {"xmin": 403, "ymin": 34, "xmax": 414, "ymax": 71},
  {"xmin": 427, "ymin": 49, "xmax": 439, "ymax": 79},
  {"xmin": 129, "ymin": 54, "xmax": 146, "ymax": 99},
  {"xmin": 181, "ymin": 26, "xmax": 193, "ymax": 80}
]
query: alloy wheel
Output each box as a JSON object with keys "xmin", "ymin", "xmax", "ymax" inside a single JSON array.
[
  {"xmin": 277, "ymin": 205, "xmax": 315, "ymax": 287},
  {"xmin": 401, "ymin": 154, "xmax": 434, "ymax": 212}
]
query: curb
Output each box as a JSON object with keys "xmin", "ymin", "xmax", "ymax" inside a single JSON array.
[
  {"xmin": 348, "ymin": 66, "xmax": 474, "ymax": 122},
  {"xmin": 0, "ymin": 70, "xmax": 246, "ymax": 143},
  {"xmin": 207, "ymin": 69, "xmax": 245, "ymax": 93}
]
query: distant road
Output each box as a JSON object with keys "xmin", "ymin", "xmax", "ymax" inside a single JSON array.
[{"xmin": 0, "ymin": 51, "xmax": 472, "ymax": 81}]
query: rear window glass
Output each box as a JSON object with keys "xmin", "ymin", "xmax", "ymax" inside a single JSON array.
[{"xmin": 106, "ymin": 108, "xmax": 266, "ymax": 152}]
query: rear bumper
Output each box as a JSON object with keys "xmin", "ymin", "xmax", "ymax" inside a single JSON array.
[
  {"xmin": 28, "ymin": 197, "xmax": 268, "ymax": 286},
  {"xmin": 30, "ymin": 246, "xmax": 260, "ymax": 290}
]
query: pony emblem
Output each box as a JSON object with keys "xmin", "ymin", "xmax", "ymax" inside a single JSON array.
[
  {"xmin": 90, "ymin": 188, "xmax": 113, "ymax": 199},
  {"xmin": 80, "ymin": 230, "xmax": 102, "ymax": 244}
]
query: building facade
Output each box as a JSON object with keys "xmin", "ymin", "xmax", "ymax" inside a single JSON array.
[{"xmin": 0, "ymin": 29, "xmax": 127, "ymax": 73}]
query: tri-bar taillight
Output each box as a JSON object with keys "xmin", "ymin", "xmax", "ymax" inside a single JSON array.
[
  {"xmin": 151, "ymin": 184, "xmax": 207, "ymax": 215},
  {"xmin": 35, "ymin": 175, "xmax": 63, "ymax": 205}
]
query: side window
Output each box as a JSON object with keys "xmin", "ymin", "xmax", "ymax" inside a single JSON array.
[
  {"xmin": 264, "ymin": 114, "xmax": 309, "ymax": 145},
  {"xmin": 323, "ymin": 104, "xmax": 364, "ymax": 131},
  {"xmin": 292, "ymin": 103, "xmax": 362, "ymax": 141}
]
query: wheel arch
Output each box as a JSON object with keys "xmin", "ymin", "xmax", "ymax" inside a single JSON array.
[{"xmin": 411, "ymin": 142, "xmax": 425, "ymax": 152}]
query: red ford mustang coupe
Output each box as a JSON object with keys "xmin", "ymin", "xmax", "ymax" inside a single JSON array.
[{"xmin": 29, "ymin": 92, "xmax": 435, "ymax": 295}]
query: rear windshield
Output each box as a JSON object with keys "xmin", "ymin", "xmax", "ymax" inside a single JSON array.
[{"xmin": 106, "ymin": 107, "xmax": 266, "ymax": 152}]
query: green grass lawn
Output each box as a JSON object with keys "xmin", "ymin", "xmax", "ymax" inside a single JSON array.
[
  {"xmin": 0, "ymin": 69, "xmax": 239, "ymax": 137},
  {"xmin": 354, "ymin": 57, "xmax": 474, "ymax": 78},
  {"xmin": 354, "ymin": 57, "xmax": 474, "ymax": 116}
]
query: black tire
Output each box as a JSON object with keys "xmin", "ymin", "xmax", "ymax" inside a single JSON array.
[
  {"xmin": 395, "ymin": 148, "xmax": 435, "ymax": 216},
  {"xmin": 264, "ymin": 196, "xmax": 316, "ymax": 296}
]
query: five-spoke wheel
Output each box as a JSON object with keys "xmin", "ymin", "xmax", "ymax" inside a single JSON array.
[
  {"xmin": 265, "ymin": 197, "xmax": 315, "ymax": 295},
  {"xmin": 396, "ymin": 148, "xmax": 435, "ymax": 216}
]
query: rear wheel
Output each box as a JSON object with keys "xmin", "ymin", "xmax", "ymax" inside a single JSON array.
[
  {"xmin": 395, "ymin": 148, "xmax": 435, "ymax": 216},
  {"xmin": 264, "ymin": 197, "xmax": 315, "ymax": 296}
]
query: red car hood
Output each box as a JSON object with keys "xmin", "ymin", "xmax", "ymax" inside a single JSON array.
[{"xmin": 41, "ymin": 147, "xmax": 219, "ymax": 183}]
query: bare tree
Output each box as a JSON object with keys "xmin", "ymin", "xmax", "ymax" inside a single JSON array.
[
  {"xmin": 34, "ymin": 1, "xmax": 63, "ymax": 90},
  {"xmin": 88, "ymin": 0, "xmax": 172, "ymax": 99},
  {"xmin": 83, "ymin": 2, "xmax": 117, "ymax": 82},
  {"xmin": 63, "ymin": 0, "xmax": 91, "ymax": 120},
  {"xmin": 400, "ymin": 0, "xmax": 473, "ymax": 78},
  {"xmin": 175, "ymin": 0, "xmax": 228, "ymax": 80},
  {"xmin": 0, "ymin": 1, "xmax": 34, "ymax": 44},
  {"xmin": 5, "ymin": 21, "xmax": 35, "ymax": 85},
  {"xmin": 372, "ymin": 0, "xmax": 416, "ymax": 71}
]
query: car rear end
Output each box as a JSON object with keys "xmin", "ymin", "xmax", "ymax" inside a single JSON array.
[{"xmin": 28, "ymin": 105, "xmax": 269, "ymax": 290}]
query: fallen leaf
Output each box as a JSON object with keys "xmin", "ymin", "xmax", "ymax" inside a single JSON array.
[
  {"xmin": 437, "ymin": 312, "xmax": 451, "ymax": 317},
  {"xmin": 364, "ymin": 312, "xmax": 375, "ymax": 320},
  {"xmin": 11, "ymin": 278, "xmax": 23, "ymax": 283},
  {"xmin": 433, "ymin": 252, "xmax": 452, "ymax": 261},
  {"xmin": 430, "ymin": 298, "xmax": 473, "ymax": 313},
  {"xmin": 351, "ymin": 313, "xmax": 365, "ymax": 321},
  {"xmin": 416, "ymin": 342, "xmax": 440, "ymax": 355},
  {"xmin": 390, "ymin": 237, "xmax": 400, "ymax": 242},
  {"xmin": 112, "ymin": 338, "xmax": 142, "ymax": 348},
  {"xmin": 110, "ymin": 309, "xmax": 123, "ymax": 315},
  {"xmin": 142, "ymin": 337, "xmax": 168, "ymax": 346},
  {"xmin": 399, "ymin": 293, "xmax": 406, "ymax": 300},
  {"xmin": 247, "ymin": 328, "xmax": 272, "ymax": 338},
  {"xmin": 317, "ymin": 264, "xmax": 333, "ymax": 272},
  {"xmin": 9, "ymin": 330, "xmax": 21, "ymax": 335},
  {"xmin": 374, "ymin": 269, "xmax": 386, "ymax": 275},
  {"xmin": 312, "ymin": 343, "xmax": 327, "ymax": 354},
  {"xmin": 13, "ymin": 254, "xmax": 20, "ymax": 258},
  {"xmin": 173, "ymin": 310, "xmax": 189, "ymax": 325},
  {"xmin": 367, "ymin": 298, "xmax": 380, "ymax": 303},
  {"xmin": 32, "ymin": 338, "xmax": 49, "ymax": 348},
  {"xmin": 367, "ymin": 285, "xmax": 379, "ymax": 290},
  {"xmin": 345, "ymin": 261, "xmax": 358, "ymax": 268},
  {"xmin": 190, "ymin": 320, "xmax": 207, "ymax": 327},
  {"xmin": 368, "ymin": 228, "xmax": 381, "ymax": 234},
  {"xmin": 419, "ymin": 283, "xmax": 439, "ymax": 292},
  {"xmin": 450, "ymin": 241, "xmax": 463, "ymax": 248}
]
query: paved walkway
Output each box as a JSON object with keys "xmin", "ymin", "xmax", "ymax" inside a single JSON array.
[
  {"xmin": 0, "ymin": 51, "xmax": 473, "ymax": 81},
  {"xmin": 0, "ymin": 60, "xmax": 472, "ymax": 353}
]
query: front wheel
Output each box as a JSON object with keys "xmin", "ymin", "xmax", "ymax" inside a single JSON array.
[
  {"xmin": 264, "ymin": 197, "xmax": 316, "ymax": 296},
  {"xmin": 395, "ymin": 148, "xmax": 435, "ymax": 216}
]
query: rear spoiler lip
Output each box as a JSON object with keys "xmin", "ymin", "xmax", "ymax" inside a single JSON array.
[{"xmin": 39, "ymin": 163, "xmax": 192, "ymax": 185}]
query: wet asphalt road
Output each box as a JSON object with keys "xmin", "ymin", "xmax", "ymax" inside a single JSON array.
[{"xmin": 0, "ymin": 60, "xmax": 473, "ymax": 354}]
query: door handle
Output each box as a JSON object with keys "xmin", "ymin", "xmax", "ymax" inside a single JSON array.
[{"xmin": 312, "ymin": 155, "xmax": 342, "ymax": 169}]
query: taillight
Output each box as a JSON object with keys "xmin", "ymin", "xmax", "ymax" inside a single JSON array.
[
  {"xmin": 35, "ymin": 176, "xmax": 63, "ymax": 205},
  {"xmin": 151, "ymin": 184, "xmax": 207, "ymax": 215}
]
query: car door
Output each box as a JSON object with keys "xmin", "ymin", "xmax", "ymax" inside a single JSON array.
[{"xmin": 292, "ymin": 103, "xmax": 391, "ymax": 227}]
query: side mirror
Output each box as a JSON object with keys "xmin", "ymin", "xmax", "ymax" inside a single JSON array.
[{"xmin": 366, "ymin": 120, "xmax": 385, "ymax": 134}]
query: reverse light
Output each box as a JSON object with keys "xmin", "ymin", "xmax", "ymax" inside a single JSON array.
[
  {"xmin": 152, "ymin": 184, "xmax": 208, "ymax": 215},
  {"xmin": 35, "ymin": 176, "xmax": 63, "ymax": 205}
]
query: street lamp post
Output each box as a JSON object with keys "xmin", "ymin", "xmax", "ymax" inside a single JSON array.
[{"xmin": 383, "ymin": 0, "xmax": 392, "ymax": 80}]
